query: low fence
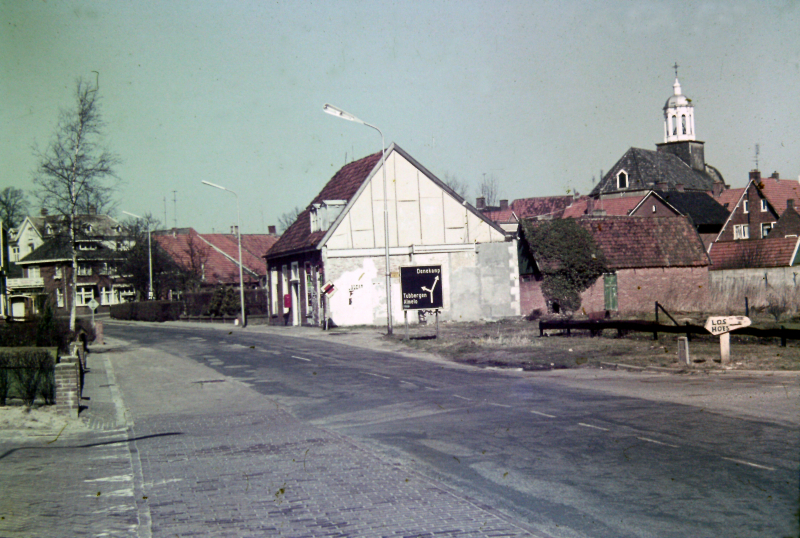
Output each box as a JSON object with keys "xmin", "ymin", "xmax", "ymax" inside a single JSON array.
[{"xmin": 538, "ymin": 319, "xmax": 800, "ymax": 347}]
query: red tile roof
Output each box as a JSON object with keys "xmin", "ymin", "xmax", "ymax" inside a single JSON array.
[
  {"xmin": 714, "ymin": 187, "xmax": 745, "ymax": 210},
  {"xmin": 561, "ymin": 195, "xmax": 644, "ymax": 218},
  {"xmin": 574, "ymin": 216, "xmax": 709, "ymax": 269},
  {"xmin": 484, "ymin": 196, "xmax": 579, "ymax": 223},
  {"xmin": 708, "ymin": 237, "xmax": 800, "ymax": 270},
  {"xmin": 267, "ymin": 151, "xmax": 384, "ymax": 257},
  {"xmin": 757, "ymin": 177, "xmax": 800, "ymax": 214},
  {"xmin": 154, "ymin": 229, "xmax": 271, "ymax": 285}
]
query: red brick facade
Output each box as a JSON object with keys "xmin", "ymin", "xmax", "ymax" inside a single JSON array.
[{"xmin": 717, "ymin": 182, "xmax": 779, "ymax": 241}]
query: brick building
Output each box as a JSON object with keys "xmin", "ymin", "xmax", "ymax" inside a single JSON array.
[{"xmin": 519, "ymin": 216, "xmax": 711, "ymax": 315}]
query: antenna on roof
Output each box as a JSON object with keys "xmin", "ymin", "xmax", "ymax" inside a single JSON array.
[
  {"xmin": 172, "ymin": 190, "xmax": 178, "ymax": 228},
  {"xmin": 754, "ymin": 144, "xmax": 760, "ymax": 170}
]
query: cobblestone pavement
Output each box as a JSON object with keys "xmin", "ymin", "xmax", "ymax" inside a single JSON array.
[{"xmin": 1, "ymin": 331, "xmax": 539, "ymax": 538}]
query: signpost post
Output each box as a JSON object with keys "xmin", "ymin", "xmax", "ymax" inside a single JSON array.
[
  {"xmin": 704, "ymin": 316, "xmax": 751, "ymax": 364},
  {"xmin": 87, "ymin": 298, "xmax": 99, "ymax": 326},
  {"xmin": 400, "ymin": 266, "xmax": 444, "ymax": 340}
]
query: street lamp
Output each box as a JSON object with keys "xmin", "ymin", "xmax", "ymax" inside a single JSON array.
[
  {"xmin": 122, "ymin": 211, "xmax": 153, "ymax": 300},
  {"xmin": 201, "ymin": 180, "xmax": 246, "ymax": 328},
  {"xmin": 323, "ymin": 103, "xmax": 393, "ymax": 335}
]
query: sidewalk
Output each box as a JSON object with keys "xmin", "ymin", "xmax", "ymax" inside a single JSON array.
[{"xmin": 0, "ymin": 327, "xmax": 540, "ymax": 537}]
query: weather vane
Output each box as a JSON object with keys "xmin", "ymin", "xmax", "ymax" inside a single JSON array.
[{"xmin": 673, "ymin": 62, "xmax": 679, "ymax": 78}]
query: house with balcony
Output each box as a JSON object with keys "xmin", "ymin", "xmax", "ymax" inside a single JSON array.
[{"xmin": 12, "ymin": 214, "xmax": 130, "ymax": 318}]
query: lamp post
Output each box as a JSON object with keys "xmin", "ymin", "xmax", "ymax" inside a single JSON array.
[
  {"xmin": 323, "ymin": 103, "xmax": 393, "ymax": 335},
  {"xmin": 122, "ymin": 211, "xmax": 153, "ymax": 300},
  {"xmin": 201, "ymin": 181, "xmax": 246, "ymax": 328}
]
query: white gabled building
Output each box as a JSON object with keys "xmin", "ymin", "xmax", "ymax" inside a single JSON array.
[{"xmin": 265, "ymin": 144, "xmax": 521, "ymax": 327}]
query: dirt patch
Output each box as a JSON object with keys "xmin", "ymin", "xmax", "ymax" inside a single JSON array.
[
  {"xmin": 0, "ymin": 405, "xmax": 88, "ymax": 443},
  {"xmin": 388, "ymin": 317, "xmax": 800, "ymax": 372}
]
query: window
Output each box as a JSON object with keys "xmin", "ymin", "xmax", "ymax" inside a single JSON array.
[
  {"xmin": 734, "ymin": 224, "xmax": 750, "ymax": 240},
  {"xmin": 28, "ymin": 242, "xmax": 35, "ymax": 254},
  {"xmin": 11, "ymin": 246, "xmax": 19, "ymax": 261},
  {"xmin": 56, "ymin": 288, "xmax": 64, "ymax": 308},
  {"xmin": 760, "ymin": 199, "xmax": 768, "ymax": 212},
  {"xmin": 27, "ymin": 266, "xmax": 41, "ymax": 279},
  {"xmin": 290, "ymin": 262, "xmax": 299, "ymax": 282},
  {"xmin": 101, "ymin": 287, "xmax": 113, "ymax": 305},
  {"xmin": 616, "ymin": 171, "xmax": 628, "ymax": 190},
  {"xmin": 78, "ymin": 242, "xmax": 97, "ymax": 251},
  {"xmin": 681, "ymin": 115, "xmax": 687, "ymax": 135},
  {"xmin": 652, "ymin": 204, "xmax": 656, "ymax": 213},
  {"xmin": 305, "ymin": 264, "xmax": 314, "ymax": 316},
  {"xmin": 45, "ymin": 225, "xmax": 53, "ymax": 235},
  {"xmin": 76, "ymin": 286, "xmax": 94, "ymax": 306},
  {"xmin": 77, "ymin": 263, "xmax": 92, "ymax": 276},
  {"xmin": 761, "ymin": 222, "xmax": 775, "ymax": 238},
  {"xmin": 84, "ymin": 224, "xmax": 93, "ymax": 233},
  {"xmin": 270, "ymin": 268, "xmax": 279, "ymax": 315},
  {"xmin": 672, "ymin": 115, "xmax": 677, "ymax": 135},
  {"xmin": 54, "ymin": 266, "xmax": 62, "ymax": 279},
  {"xmin": 743, "ymin": 200, "xmax": 749, "ymax": 213}
]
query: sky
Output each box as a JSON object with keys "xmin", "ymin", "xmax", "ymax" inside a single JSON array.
[{"xmin": 2, "ymin": 0, "xmax": 799, "ymax": 235}]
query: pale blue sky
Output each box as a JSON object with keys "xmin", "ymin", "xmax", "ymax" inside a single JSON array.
[{"xmin": 2, "ymin": 0, "xmax": 799, "ymax": 234}]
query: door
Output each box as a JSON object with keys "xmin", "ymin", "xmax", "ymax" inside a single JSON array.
[{"xmin": 603, "ymin": 273, "xmax": 618, "ymax": 311}]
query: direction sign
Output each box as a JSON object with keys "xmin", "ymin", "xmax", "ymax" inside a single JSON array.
[
  {"xmin": 704, "ymin": 316, "xmax": 751, "ymax": 335},
  {"xmin": 87, "ymin": 298, "xmax": 100, "ymax": 311},
  {"xmin": 400, "ymin": 265, "xmax": 443, "ymax": 310}
]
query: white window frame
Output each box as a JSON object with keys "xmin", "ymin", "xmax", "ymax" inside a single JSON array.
[
  {"xmin": 733, "ymin": 224, "xmax": 750, "ymax": 240},
  {"xmin": 77, "ymin": 263, "xmax": 92, "ymax": 276},
  {"xmin": 616, "ymin": 170, "xmax": 629, "ymax": 190},
  {"xmin": 54, "ymin": 265, "xmax": 62, "ymax": 279},
  {"xmin": 743, "ymin": 199, "xmax": 749, "ymax": 214},
  {"xmin": 760, "ymin": 199, "xmax": 768, "ymax": 212},
  {"xmin": 101, "ymin": 287, "xmax": 113, "ymax": 305},
  {"xmin": 56, "ymin": 288, "xmax": 65, "ymax": 308},
  {"xmin": 27, "ymin": 266, "xmax": 41, "ymax": 279},
  {"xmin": 761, "ymin": 222, "xmax": 775, "ymax": 238},
  {"xmin": 270, "ymin": 268, "xmax": 279, "ymax": 315},
  {"xmin": 290, "ymin": 262, "xmax": 299, "ymax": 282},
  {"xmin": 76, "ymin": 286, "xmax": 94, "ymax": 306},
  {"xmin": 11, "ymin": 246, "xmax": 19, "ymax": 262}
]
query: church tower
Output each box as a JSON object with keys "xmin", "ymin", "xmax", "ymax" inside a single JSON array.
[{"xmin": 663, "ymin": 75, "xmax": 695, "ymax": 143}]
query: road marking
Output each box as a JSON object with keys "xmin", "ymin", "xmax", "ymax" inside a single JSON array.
[
  {"xmin": 363, "ymin": 372, "xmax": 390, "ymax": 379},
  {"xmin": 489, "ymin": 403, "xmax": 511, "ymax": 408},
  {"xmin": 578, "ymin": 423, "xmax": 610, "ymax": 431},
  {"xmin": 400, "ymin": 380, "xmax": 416, "ymax": 385},
  {"xmin": 291, "ymin": 356, "xmax": 311, "ymax": 362},
  {"xmin": 453, "ymin": 395, "xmax": 472, "ymax": 401},
  {"xmin": 424, "ymin": 386, "xmax": 437, "ymax": 390},
  {"xmin": 721, "ymin": 457, "xmax": 775, "ymax": 471},
  {"xmin": 530, "ymin": 410, "xmax": 556, "ymax": 418},
  {"xmin": 637, "ymin": 436, "xmax": 679, "ymax": 448}
]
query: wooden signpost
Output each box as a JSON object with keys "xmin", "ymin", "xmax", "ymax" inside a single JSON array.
[{"xmin": 704, "ymin": 316, "xmax": 751, "ymax": 364}]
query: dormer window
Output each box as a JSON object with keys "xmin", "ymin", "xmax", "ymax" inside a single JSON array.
[
  {"xmin": 84, "ymin": 224, "xmax": 93, "ymax": 233},
  {"xmin": 45, "ymin": 225, "xmax": 53, "ymax": 235},
  {"xmin": 309, "ymin": 200, "xmax": 347, "ymax": 233},
  {"xmin": 616, "ymin": 171, "xmax": 629, "ymax": 190}
]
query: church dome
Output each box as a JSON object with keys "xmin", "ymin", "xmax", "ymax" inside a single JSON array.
[{"xmin": 664, "ymin": 78, "xmax": 692, "ymax": 109}]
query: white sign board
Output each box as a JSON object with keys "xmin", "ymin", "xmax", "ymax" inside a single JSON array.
[
  {"xmin": 704, "ymin": 316, "xmax": 751, "ymax": 336},
  {"xmin": 87, "ymin": 298, "xmax": 100, "ymax": 311}
]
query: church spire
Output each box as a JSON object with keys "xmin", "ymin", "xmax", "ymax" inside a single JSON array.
[{"xmin": 663, "ymin": 64, "xmax": 695, "ymax": 143}]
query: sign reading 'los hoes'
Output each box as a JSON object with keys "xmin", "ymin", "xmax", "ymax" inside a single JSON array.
[
  {"xmin": 704, "ymin": 316, "xmax": 751, "ymax": 335},
  {"xmin": 401, "ymin": 266, "xmax": 443, "ymax": 310}
]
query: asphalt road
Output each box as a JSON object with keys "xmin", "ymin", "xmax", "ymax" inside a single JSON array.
[{"xmin": 105, "ymin": 322, "xmax": 800, "ymax": 538}]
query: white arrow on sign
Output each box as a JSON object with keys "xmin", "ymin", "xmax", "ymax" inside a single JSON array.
[
  {"xmin": 704, "ymin": 316, "xmax": 751, "ymax": 335},
  {"xmin": 421, "ymin": 275, "xmax": 439, "ymax": 304}
]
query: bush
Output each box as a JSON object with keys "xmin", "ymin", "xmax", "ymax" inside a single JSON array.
[
  {"xmin": 0, "ymin": 313, "xmax": 86, "ymax": 354},
  {"xmin": 206, "ymin": 286, "xmax": 240, "ymax": 317},
  {"xmin": 110, "ymin": 300, "xmax": 183, "ymax": 322},
  {"xmin": 0, "ymin": 349, "xmax": 55, "ymax": 407}
]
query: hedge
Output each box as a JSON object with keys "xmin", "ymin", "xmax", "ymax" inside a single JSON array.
[
  {"xmin": 110, "ymin": 300, "xmax": 183, "ymax": 322},
  {"xmin": 0, "ymin": 349, "xmax": 56, "ymax": 406}
]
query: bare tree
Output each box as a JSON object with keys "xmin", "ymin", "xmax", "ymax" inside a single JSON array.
[
  {"xmin": 478, "ymin": 174, "xmax": 499, "ymax": 207},
  {"xmin": 278, "ymin": 206, "xmax": 302, "ymax": 233},
  {"xmin": 0, "ymin": 187, "xmax": 30, "ymax": 229},
  {"xmin": 32, "ymin": 77, "xmax": 120, "ymax": 331},
  {"xmin": 441, "ymin": 172, "xmax": 470, "ymax": 199},
  {"xmin": 119, "ymin": 214, "xmax": 177, "ymax": 300},
  {"xmin": 180, "ymin": 233, "xmax": 210, "ymax": 293}
]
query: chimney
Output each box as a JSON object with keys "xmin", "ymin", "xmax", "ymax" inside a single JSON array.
[
  {"xmin": 788, "ymin": 199, "xmax": 795, "ymax": 210},
  {"xmin": 499, "ymin": 199, "xmax": 509, "ymax": 210},
  {"xmin": 230, "ymin": 225, "xmax": 234, "ymax": 234},
  {"xmin": 268, "ymin": 225, "xmax": 277, "ymax": 235},
  {"xmin": 591, "ymin": 208, "xmax": 607, "ymax": 217},
  {"xmin": 771, "ymin": 171, "xmax": 780, "ymax": 179},
  {"xmin": 656, "ymin": 182, "xmax": 669, "ymax": 191},
  {"xmin": 476, "ymin": 197, "xmax": 486, "ymax": 210},
  {"xmin": 675, "ymin": 183, "xmax": 685, "ymax": 192},
  {"xmin": 88, "ymin": 205, "xmax": 97, "ymax": 215},
  {"xmin": 40, "ymin": 207, "xmax": 48, "ymax": 216},
  {"xmin": 749, "ymin": 169, "xmax": 761, "ymax": 181},
  {"xmin": 587, "ymin": 198, "xmax": 595, "ymax": 214}
]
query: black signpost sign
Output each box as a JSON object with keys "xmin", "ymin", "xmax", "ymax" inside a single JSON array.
[
  {"xmin": 401, "ymin": 265, "xmax": 443, "ymax": 310},
  {"xmin": 400, "ymin": 265, "xmax": 443, "ymax": 340}
]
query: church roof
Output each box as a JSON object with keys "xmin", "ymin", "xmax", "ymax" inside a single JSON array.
[{"xmin": 590, "ymin": 147, "xmax": 721, "ymax": 196}]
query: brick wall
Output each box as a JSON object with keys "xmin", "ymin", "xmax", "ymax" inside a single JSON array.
[
  {"xmin": 718, "ymin": 183, "xmax": 780, "ymax": 241},
  {"xmin": 520, "ymin": 266, "xmax": 710, "ymax": 315},
  {"xmin": 55, "ymin": 356, "xmax": 80, "ymax": 418}
]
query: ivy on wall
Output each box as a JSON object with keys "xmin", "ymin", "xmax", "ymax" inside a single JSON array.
[{"xmin": 520, "ymin": 219, "xmax": 609, "ymax": 313}]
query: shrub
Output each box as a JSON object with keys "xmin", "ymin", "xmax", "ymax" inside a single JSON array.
[
  {"xmin": 206, "ymin": 286, "xmax": 241, "ymax": 317},
  {"xmin": 1, "ymin": 350, "xmax": 55, "ymax": 407},
  {"xmin": 110, "ymin": 301, "xmax": 182, "ymax": 322}
]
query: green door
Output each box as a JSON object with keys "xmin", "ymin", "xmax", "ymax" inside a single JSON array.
[{"xmin": 604, "ymin": 273, "xmax": 618, "ymax": 311}]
